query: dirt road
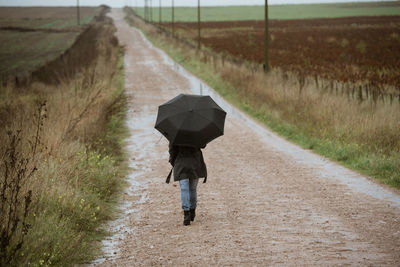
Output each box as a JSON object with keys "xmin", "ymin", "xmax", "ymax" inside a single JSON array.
[{"xmin": 94, "ymin": 9, "xmax": 400, "ymax": 266}]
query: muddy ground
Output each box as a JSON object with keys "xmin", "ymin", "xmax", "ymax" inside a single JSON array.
[{"xmin": 93, "ymin": 9, "xmax": 400, "ymax": 266}]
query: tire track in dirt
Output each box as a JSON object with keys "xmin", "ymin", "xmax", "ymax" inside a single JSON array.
[{"xmin": 93, "ymin": 9, "xmax": 400, "ymax": 266}]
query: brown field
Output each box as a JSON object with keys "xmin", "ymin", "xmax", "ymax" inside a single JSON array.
[{"xmin": 166, "ymin": 16, "xmax": 400, "ymax": 91}]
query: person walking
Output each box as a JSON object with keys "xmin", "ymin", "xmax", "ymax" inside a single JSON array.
[
  {"xmin": 155, "ymin": 94, "xmax": 225, "ymax": 225},
  {"xmin": 167, "ymin": 143, "xmax": 207, "ymax": 226}
]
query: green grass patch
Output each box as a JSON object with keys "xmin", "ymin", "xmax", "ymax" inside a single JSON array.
[
  {"xmin": 132, "ymin": 1, "xmax": 400, "ymax": 22},
  {"xmin": 19, "ymin": 151, "xmax": 121, "ymax": 265}
]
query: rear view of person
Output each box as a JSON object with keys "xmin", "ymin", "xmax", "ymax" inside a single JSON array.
[
  {"xmin": 155, "ymin": 94, "xmax": 225, "ymax": 225},
  {"xmin": 168, "ymin": 143, "xmax": 207, "ymax": 226}
]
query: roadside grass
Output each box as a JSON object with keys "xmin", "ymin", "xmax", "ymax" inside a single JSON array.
[
  {"xmin": 126, "ymin": 10, "xmax": 400, "ymax": 190},
  {"xmin": 0, "ymin": 15, "xmax": 128, "ymax": 266},
  {"xmin": 132, "ymin": 1, "xmax": 400, "ymax": 22}
]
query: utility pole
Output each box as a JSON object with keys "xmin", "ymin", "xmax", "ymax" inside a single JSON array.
[
  {"xmin": 145, "ymin": 0, "xmax": 148, "ymax": 22},
  {"xmin": 172, "ymin": 0, "xmax": 175, "ymax": 36},
  {"xmin": 150, "ymin": 0, "xmax": 153, "ymax": 22},
  {"xmin": 159, "ymin": 0, "xmax": 162, "ymax": 24},
  {"xmin": 77, "ymin": 0, "xmax": 80, "ymax": 26},
  {"xmin": 264, "ymin": 0, "xmax": 270, "ymax": 72},
  {"xmin": 148, "ymin": 0, "xmax": 150, "ymax": 22},
  {"xmin": 149, "ymin": 0, "xmax": 151, "ymax": 22},
  {"xmin": 197, "ymin": 0, "xmax": 201, "ymax": 49}
]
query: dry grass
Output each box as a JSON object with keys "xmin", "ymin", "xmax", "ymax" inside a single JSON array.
[
  {"xmin": 221, "ymin": 65, "xmax": 400, "ymax": 153},
  {"xmin": 0, "ymin": 14, "xmax": 126, "ymax": 265}
]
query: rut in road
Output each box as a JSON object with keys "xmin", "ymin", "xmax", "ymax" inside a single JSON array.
[{"xmin": 94, "ymin": 9, "xmax": 400, "ymax": 266}]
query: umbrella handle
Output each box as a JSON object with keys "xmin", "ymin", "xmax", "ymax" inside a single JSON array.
[{"xmin": 166, "ymin": 168, "xmax": 173, "ymax": 184}]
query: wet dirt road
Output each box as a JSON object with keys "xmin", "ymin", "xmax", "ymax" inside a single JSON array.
[{"xmin": 94, "ymin": 9, "xmax": 400, "ymax": 266}]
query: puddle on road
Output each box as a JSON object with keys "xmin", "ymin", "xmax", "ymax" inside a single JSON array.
[
  {"xmin": 92, "ymin": 111, "xmax": 156, "ymax": 265},
  {"xmin": 135, "ymin": 30, "xmax": 400, "ymax": 208}
]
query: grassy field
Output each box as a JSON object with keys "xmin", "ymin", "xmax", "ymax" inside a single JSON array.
[
  {"xmin": 132, "ymin": 1, "xmax": 400, "ymax": 22},
  {"xmin": 0, "ymin": 7, "xmax": 101, "ymax": 28},
  {"xmin": 0, "ymin": 7, "xmax": 102, "ymax": 80},
  {"xmin": 0, "ymin": 31, "xmax": 77, "ymax": 78}
]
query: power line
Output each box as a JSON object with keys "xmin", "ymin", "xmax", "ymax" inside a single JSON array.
[{"xmin": 159, "ymin": 0, "xmax": 162, "ymax": 24}]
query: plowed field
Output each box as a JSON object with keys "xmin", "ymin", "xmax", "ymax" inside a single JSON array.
[{"xmin": 167, "ymin": 16, "xmax": 400, "ymax": 88}]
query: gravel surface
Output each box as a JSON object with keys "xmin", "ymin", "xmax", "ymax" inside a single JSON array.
[{"xmin": 93, "ymin": 9, "xmax": 400, "ymax": 266}]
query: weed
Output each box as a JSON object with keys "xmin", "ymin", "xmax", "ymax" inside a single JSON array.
[
  {"xmin": 356, "ymin": 40, "xmax": 367, "ymax": 53},
  {"xmin": 341, "ymin": 38, "xmax": 349, "ymax": 47},
  {"xmin": 0, "ymin": 101, "xmax": 45, "ymax": 266}
]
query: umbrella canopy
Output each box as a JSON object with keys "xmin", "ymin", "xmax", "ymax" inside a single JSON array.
[{"xmin": 155, "ymin": 94, "xmax": 227, "ymax": 147}]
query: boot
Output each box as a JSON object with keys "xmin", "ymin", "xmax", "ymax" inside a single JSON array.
[
  {"xmin": 190, "ymin": 209, "xmax": 196, "ymax": 221},
  {"xmin": 183, "ymin": 210, "xmax": 191, "ymax": 226}
]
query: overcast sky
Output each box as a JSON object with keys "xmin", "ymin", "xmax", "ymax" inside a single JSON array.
[{"xmin": 0, "ymin": 0, "xmax": 391, "ymax": 7}]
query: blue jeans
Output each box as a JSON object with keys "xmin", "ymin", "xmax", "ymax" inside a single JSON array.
[{"xmin": 179, "ymin": 178, "xmax": 199, "ymax": 211}]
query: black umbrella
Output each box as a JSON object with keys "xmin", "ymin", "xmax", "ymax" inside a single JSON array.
[{"xmin": 155, "ymin": 94, "xmax": 227, "ymax": 147}]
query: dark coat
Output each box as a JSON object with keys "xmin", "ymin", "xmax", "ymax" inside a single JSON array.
[{"xmin": 169, "ymin": 144, "xmax": 207, "ymax": 182}]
